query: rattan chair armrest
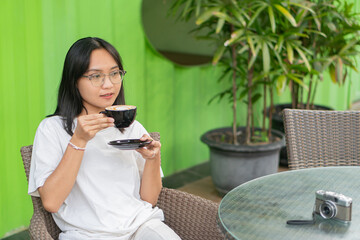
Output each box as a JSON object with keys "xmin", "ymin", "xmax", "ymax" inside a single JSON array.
[{"xmin": 157, "ymin": 187, "xmax": 224, "ymax": 240}]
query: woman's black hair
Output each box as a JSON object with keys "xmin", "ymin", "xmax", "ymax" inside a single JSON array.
[{"xmin": 52, "ymin": 37, "xmax": 125, "ymax": 136}]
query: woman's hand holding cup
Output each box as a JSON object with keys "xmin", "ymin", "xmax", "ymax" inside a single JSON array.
[{"xmin": 72, "ymin": 114, "xmax": 114, "ymax": 146}]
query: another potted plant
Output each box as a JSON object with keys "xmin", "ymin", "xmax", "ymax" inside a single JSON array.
[
  {"xmin": 268, "ymin": 0, "xmax": 360, "ymax": 165},
  {"xmin": 170, "ymin": 0, "xmax": 319, "ymax": 195}
]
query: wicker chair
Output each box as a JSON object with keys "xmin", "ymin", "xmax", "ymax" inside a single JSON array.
[
  {"xmin": 283, "ymin": 109, "xmax": 360, "ymax": 170},
  {"xmin": 20, "ymin": 132, "xmax": 224, "ymax": 240}
]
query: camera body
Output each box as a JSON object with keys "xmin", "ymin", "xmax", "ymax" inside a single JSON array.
[{"xmin": 314, "ymin": 190, "xmax": 352, "ymax": 222}]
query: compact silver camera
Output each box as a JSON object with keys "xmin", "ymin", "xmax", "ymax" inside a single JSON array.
[{"xmin": 314, "ymin": 190, "xmax": 352, "ymax": 222}]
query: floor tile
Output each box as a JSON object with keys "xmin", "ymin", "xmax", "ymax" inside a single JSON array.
[
  {"xmin": 1, "ymin": 230, "xmax": 29, "ymax": 240},
  {"xmin": 178, "ymin": 176, "xmax": 222, "ymax": 203}
]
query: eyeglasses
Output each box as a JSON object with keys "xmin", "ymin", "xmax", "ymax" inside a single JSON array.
[{"xmin": 82, "ymin": 70, "xmax": 126, "ymax": 87}]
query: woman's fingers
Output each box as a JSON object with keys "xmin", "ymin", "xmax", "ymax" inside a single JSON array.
[
  {"xmin": 139, "ymin": 134, "xmax": 152, "ymax": 142},
  {"xmin": 75, "ymin": 114, "xmax": 114, "ymax": 142},
  {"xmin": 136, "ymin": 134, "xmax": 161, "ymax": 160}
]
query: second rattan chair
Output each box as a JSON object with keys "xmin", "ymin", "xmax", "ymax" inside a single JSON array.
[
  {"xmin": 283, "ymin": 109, "xmax": 360, "ymax": 170},
  {"xmin": 20, "ymin": 132, "xmax": 224, "ymax": 240}
]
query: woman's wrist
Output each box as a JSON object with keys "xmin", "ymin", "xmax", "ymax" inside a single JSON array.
[
  {"xmin": 145, "ymin": 154, "xmax": 161, "ymax": 164},
  {"xmin": 146, "ymin": 151, "xmax": 156, "ymax": 160},
  {"xmin": 70, "ymin": 135, "xmax": 87, "ymax": 149},
  {"xmin": 68, "ymin": 141, "xmax": 86, "ymax": 151}
]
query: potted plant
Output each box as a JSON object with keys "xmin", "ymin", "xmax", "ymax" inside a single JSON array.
[
  {"xmin": 170, "ymin": 0, "xmax": 318, "ymax": 195},
  {"xmin": 268, "ymin": 0, "xmax": 360, "ymax": 165}
]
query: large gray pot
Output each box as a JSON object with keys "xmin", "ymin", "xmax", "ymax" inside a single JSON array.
[{"xmin": 201, "ymin": 127, "xmax": 285, "ymax": 195}]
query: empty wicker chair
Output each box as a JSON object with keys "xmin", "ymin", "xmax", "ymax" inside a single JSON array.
[
  {"xmin": 283, "ymin": 109, "xmax": 360, "ymax": 170},
  {"xmin": 20, "ymin": 132, "xmax": 224, "ymax": 240}
]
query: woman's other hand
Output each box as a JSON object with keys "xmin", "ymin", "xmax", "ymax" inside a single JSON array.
[
  {"xmin": 136, "ymin": 134, "xmax": 161, "ymax": 160},
  {"xmin": 136, "ymin": 134, "xmax": 162, "ymax": 206}
]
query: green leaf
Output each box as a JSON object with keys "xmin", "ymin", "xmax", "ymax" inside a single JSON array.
[
  {"xmin": 248, "ymin": 44, "xmax": 261, "ymax": 70},
  {"xmin": 295, "ymin": 46, "xmax": 311, "ymax": 72},
  {"xmin": 252, "ymin": 93, "xmax": 262, "ymax": 104},
  {"xmin": 274, "ymin": 50, "xmax": 287, "ymax": 74},
  {"xmin": 293, "ymin": 33, "xmax": 309, "ymax": 38},
  {"xmin": 224, "ymin": 29, "xmax": 245, "ymax": 46},
  {"xmin": 262, "ymin": 41, "xmax": 270, "ymax": 74},
  {"xmin": 239, "ymin": 88, "xmax": 248, "ymax": 101},
  {"xmin": 322, "ymin": 56, "xmax": 336, "ymax": 72},
  {"xmin": 339, "ymin": 39, "xmax": 359, "ymax": 55},
  {"xmin": 229, "ymin": 5, "xmax": 248, "ymax": 26},
  {"xmin": 275, "ymin": 35, "xmax": 284, "ymax": 52},
  {"xmin": 216, "ymin": 18, "xmax": 225, "ymax": 33},
  {"xmin": 304, "ymin": 29, "xmax": 326, "ymax": 38},
  {"xmin": 195, "ymin": 7, "xmax": 221, "ymax": 25},
  {"xmin": 248, "ymin": 5, "xmax": 267, "ymax": 27},
  {"xmin": 288, "ymin": 2, "xmax": 315, "ymax": 14},
  {"xmin": 212, "ymin": 11, "xmax": 241, "ymax": 27},
  {"xmin": 268, "ymin": 6, "xmax": 276, "ymax": 33},
  {"xmin": 329, "ymin": 65, "xmax": 337, "ymax": 84},
  {"xmin": 182, "ymin": 0, "xmax": 194, "ymax": 19},
  {"xmin": 238, "ymin": 45, "xmax": 249, "ymax": 55},
  {"xmin": 335, "ymin": 58, "xmax": 343, "ymax": 85},
  {"xmin": 288, "ymin": 74, "xmax": 308, "ymax": 90},
  {"xmin": 327, "ymin": 22, "xmax": 337, "ymax": 32},
  {"xmin": 310, "ymin": 11, "xmax": 321, "ymax": 31},
  {"xmin": 276, "ymin": 75, "xmax": 287, "ymax": 95},
  {"xmin": 247, "ymin": 36, "xmax": 255, "ymax": 55},
  {"xmin": 195, "ymin": 0, "xmax": 201, "ymax": 17},
  {"xmin": 212, "ymin": 45, "xmax": 226, "ymax": 65},
  {"xmin": 286, "ymin": 42, "xmax": 293, "ymax": 64},
  {"xmin": 274, "ymin": 4, "xmax": 297, "ymax": 27}
]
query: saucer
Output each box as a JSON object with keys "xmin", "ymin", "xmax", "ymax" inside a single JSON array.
[{"xmin": 108, "ymin": 139, "xmax": 152, "ymax": 150}]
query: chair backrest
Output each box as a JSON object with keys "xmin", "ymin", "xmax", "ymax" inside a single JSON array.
[
  {"xmin": 20, "ymin": 132, "xmax": 161, "ymax": 240},
  {"xmin": 21, "ymin": 145, "xmax": 61, "ymax": 239},
  {"xmin": 283, "ymin": 109, "xmax": 360, "ymax": 170}
]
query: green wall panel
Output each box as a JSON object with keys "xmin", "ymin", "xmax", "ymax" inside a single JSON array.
[
  {"xmin": 1, "ymin": 0, "xmax": 360, "ymax": 237},
  {"xmin": 0, "ymin": 0, "xmax": 44, "ymax": 236}
]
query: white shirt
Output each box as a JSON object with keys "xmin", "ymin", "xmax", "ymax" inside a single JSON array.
[{"xmin": 28, "ymin": 116, "xmax": 164, "ymax": 240}]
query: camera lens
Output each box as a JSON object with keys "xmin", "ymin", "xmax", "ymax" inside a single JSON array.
[
  {"xmin": 323, "ymin": 206, "xmax": 331, "ymax": 215},
  {"xmin": 319, "ymin": 200, "xmax": 337, "ymax": 219}
]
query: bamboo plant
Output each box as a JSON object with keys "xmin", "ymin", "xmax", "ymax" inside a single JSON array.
[
  {"xmin": 284, "ymin": 0, "xmax": 360, "ymax": 109},
  {"xmin": 170, "ymin": 0, "xmax": 321, "ymax": 145}
]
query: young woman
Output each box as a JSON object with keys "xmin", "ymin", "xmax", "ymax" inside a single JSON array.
[{"xmin": 28, "ymin": 37, "xmax": 181, "ymax": 240}]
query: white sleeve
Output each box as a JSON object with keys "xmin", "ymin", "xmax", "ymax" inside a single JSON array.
[{"xmin": 28, "ymin": 118, "xmax": 65, "ymax": 197}]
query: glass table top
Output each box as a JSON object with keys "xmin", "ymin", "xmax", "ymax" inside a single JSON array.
[{"xmin": 218, "ymin": 166, "xmax": 360, "ymax": 240}]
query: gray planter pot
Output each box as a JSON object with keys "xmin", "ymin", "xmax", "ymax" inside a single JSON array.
[{"xmin": 201, "ymin": 127, "xmax": 285, "ymax": 196}]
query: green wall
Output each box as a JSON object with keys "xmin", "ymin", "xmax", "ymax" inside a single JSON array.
[{"xmin": 1, "ymin": 0, "xmax": 360, "ymax": 237}]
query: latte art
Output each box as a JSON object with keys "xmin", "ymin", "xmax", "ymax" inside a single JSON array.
[{"xmin": 106, "ymin": 105, "xmax": 136, "ymax": 111}]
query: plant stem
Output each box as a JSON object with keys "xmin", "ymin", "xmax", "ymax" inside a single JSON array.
[
  {"xmin": 290, "ymin": 80, "xmax": 296, "ymax": 109},
  {"xmin": 246, "ymin": 50, "xmax": 253, "ymax": 145},
  {"xmin": 299, "ymin": 85, "xmax": 303, "ymax": 108},
  {"xmin": 268, "ymin": 84, "xmax": 273, "ymax": 138},
  {"xmin": 230, "ymin": 25, "xmax": 238, "ymax": 145},
  {"xmin": 306, "ymin": 75, "xmax": 313, "ymax": 109},
  {"xmin": 263, "ymin": 80, "xmax": 267, "ymax": 132},
  {"xmin": 310, "ymin": 76, "xmax": 320, "ymax": 107},
  {"xmin": 296, "ymin": 84, "xmax": 299, "ymax": 108}
]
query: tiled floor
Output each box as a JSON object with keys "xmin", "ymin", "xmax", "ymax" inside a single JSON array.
[{"xmin": 176, "ymin": 164, "xmax": 289, "ymax": 203}]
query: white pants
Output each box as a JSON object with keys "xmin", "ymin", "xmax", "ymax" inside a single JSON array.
[{"xmin": 131, "ymin": 219, "xmax": 181, "ymax": 240}]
